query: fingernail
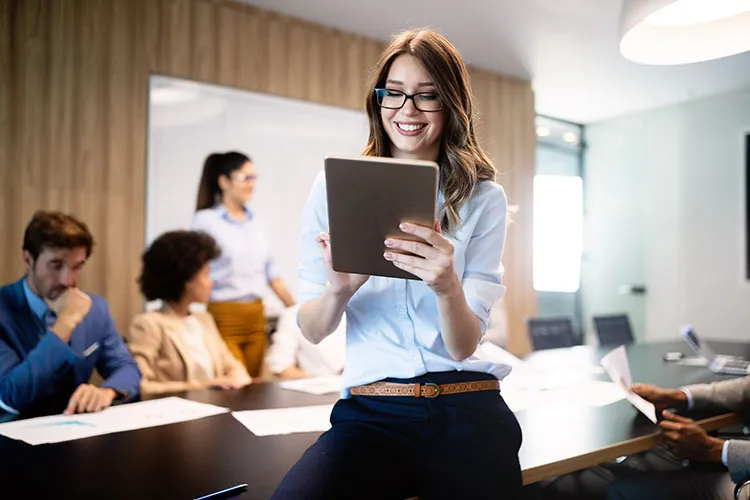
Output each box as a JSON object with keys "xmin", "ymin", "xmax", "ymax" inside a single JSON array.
[
  {"xmin": 399, "ymin": 223, "xmax": 408, "ymax": 230},
  {"xmin": 384, "ymin": 252, "xmax": 393, "ymax": 260},
  {"xmin": 384, "ymin": 239, "xmax": 393, "ymax": 247}
]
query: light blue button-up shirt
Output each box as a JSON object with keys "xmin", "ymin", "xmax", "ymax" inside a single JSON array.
[
  {"xmin": 23, "ymin": 279, "xmax": 49, "ymax": 323},
  {"xmin": 192, "ymin": 205, "xmax": 281, "ymax": 303},
  {"xmin": 298, "ymin": 172, "xmax": 512, "ymax": 397}
]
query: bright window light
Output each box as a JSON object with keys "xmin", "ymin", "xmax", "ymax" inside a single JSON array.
[{"xmin": 533, "ymin": 175, "xmax": 583, "ymax": 293}]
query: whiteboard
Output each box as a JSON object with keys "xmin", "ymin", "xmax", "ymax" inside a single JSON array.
[{"xmin": 146, "ymin": 75, "xmax": 369, "ymax": 314}]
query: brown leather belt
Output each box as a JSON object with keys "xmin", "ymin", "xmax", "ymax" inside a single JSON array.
[{"xmin": 350, "ymin": 379, "xmax": 500, "ymax": 399}]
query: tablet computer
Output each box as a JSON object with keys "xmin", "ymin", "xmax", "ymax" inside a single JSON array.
[{"xmin": 325, "ymin": 155, "xmax": 439, "ymax": 280}]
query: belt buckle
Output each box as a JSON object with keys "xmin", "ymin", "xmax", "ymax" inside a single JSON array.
[{"xmin": 422, "ymin": 382, "xmax": 441, "ymax": 399}]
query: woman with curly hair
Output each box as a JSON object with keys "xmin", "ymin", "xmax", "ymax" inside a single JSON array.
[{"xmin": 127, "ymin": 230, "xmax": 251, "ymax": 395}]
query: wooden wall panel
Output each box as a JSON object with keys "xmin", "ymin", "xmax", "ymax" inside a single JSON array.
[
  {"xmin": 216, "ymin": 3, "xmax": 239, "ymax": 87},
  {"xmin": 469, "ymin": 67, "xmax": 537, "ymax": 354},
  {"xmin": 0, "ymin": 0, "xmax": 9, "ymax": 249},
  {"xmin": 0, "ymin": 0, "xmax": 536, "ymax": 353}
]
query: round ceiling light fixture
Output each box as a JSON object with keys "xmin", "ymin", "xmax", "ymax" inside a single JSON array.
[{"xmin": 619, "ymin": 0, "xmax": 750, "ymax": 65}]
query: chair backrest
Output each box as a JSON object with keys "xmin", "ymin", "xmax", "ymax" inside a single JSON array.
[
  {"xmin": 593, "ymin": 314, "xmax": 634, "ymax": 346},
  {"xmin": 526, "ymin": 317, "xmax": 577, "ymax": 351}
]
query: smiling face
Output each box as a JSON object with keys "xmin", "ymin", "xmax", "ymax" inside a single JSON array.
[{"xmin": 380, "ymin": 54, "xmax": 446, "ymax": 162}]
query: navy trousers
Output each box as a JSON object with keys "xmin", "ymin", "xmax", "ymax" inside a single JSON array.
[{"xmin": 271, "ymin": 371, "xmax": 523, "ymax": 500}]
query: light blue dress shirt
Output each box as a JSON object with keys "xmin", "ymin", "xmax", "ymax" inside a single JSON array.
[
  {"xmin": 298, "ymin": 172, "xmax": 512, "ymax": 397},
  {"xmin": 23, "ymin": 279, "xmax": 51, "ymax": 325},
  {"xmin": 192, "ymin": 205, "xmax": 281, "ymax": 303}
]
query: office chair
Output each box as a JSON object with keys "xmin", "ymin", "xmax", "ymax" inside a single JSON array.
[
  {"xmin": 526, "ymin": 317, "xmax": 578, "ymax": 351},
  {"xmin": 593, "ymin": 314, "xmax": 634, "ymax": 346}
]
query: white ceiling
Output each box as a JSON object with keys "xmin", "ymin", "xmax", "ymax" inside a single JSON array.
[{"xmin": 235, "ymin": 0, "xmax": 750, "ymax": 124}]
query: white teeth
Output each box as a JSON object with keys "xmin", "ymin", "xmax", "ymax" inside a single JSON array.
[{"xmin": 397, "ymin": 123, "xmax": 425, "ymax": 132}]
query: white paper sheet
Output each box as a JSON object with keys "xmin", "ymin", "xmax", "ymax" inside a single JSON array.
[
  {"xmin": 501, "ymin": 379, "xmax": 626, "ymax": 413},
  {"xmin": 232, "ymin": 405, "xmax": 334, "ymax": 436},
  {"xmin": 600, "ymin": 346, "xmax": 657, "ymax": 423},
  {"xmin": 279, "ymin": 376, "xmax": 342, "ymax": 395},
  {"xmin": 473, "ymin": 342, "xmax": 525, "ymax": 368},
  {"xmin": 0, "ymin": 397, "xmax": 229, "ymax": 445}
]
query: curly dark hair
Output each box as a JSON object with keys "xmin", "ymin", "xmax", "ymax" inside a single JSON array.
[{"xmin": 138, "ymin": 230, "xmax": 220, "ymax": 303}]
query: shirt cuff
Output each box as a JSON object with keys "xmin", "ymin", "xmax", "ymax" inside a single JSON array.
[
  {"xmin": 0, "ymin": 398, "xmax": 19, "ymax": 415},
  {"xmin": 722, "ymin": 440, "xmax": 730, "ymax": 467},
  {"xmin": 681, "ymin": 388, "xmax": 694, "ymax": 410}
]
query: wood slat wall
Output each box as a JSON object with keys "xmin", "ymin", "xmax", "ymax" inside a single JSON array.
[{"xmin": 0, "ymin": 0, "xmax": 536, "ymax": 354}]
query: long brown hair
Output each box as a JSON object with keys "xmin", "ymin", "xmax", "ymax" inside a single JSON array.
[
  {"xmin": 363, "ymin": 29, "xmax": 496, "ymax": 233},
  {"xmin": 195, "ymin": 151, "xmax": 251, "ymax": 211}
]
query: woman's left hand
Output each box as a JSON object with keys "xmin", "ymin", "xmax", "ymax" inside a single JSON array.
[{"xmin": 383, "ymin": 220, "xmax": 460, "ymax": 297}]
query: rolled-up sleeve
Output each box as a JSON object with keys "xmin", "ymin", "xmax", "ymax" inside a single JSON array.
[
  {"xmin": 462, "ymin": 184, "xmax": 508, "ymax": 335},
  {"xmin": 297, "ymin": 172, "xmax": 330, "ymax": 308},
  {"xmin": 265, "ymin": 257, "xmax": 282, "ymax": 282}
]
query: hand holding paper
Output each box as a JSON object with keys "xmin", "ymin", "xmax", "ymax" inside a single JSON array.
[
  {"xmin": 600, "ymin": 346, "xmax": 658, "ymax": 423},
  {"xmin": 631, "ymin": 383, "xmax": 689, "ymax": 416}
]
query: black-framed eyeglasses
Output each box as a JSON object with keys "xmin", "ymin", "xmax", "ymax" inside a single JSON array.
[{"xmin": 374, "ymin": 88, "xmax": 443, "ymax": 112}]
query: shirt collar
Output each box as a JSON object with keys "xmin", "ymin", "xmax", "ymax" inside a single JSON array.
[
  {"xmin": 214, "ymin": 203, "xmax": 253, "ymax": 222},
  {"xmin": 22, "ymin": 278, "xmax": 49, "ymax": 321}
]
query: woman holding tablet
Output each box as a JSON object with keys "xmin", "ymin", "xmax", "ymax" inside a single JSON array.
[
  {"xmin": 192, "ymin": 151, "xmax": 295, "ymax": 377},
  {"xmin": 272, "ymin": 29, "xmax": 521, "ymax": 499}
]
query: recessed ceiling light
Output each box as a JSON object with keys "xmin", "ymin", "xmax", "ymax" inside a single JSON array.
[
  {"xmin": 536, "ymin": 126, "xmax": 550, "ymax": 137},
  {"xmin": 562, "ymin": 132, "xmax": 578, "ymax": 144}
]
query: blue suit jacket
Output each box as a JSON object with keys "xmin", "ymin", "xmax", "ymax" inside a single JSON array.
[{"xmin": 0, "ymin": 279, "xmax": 141, "ymax": 419}]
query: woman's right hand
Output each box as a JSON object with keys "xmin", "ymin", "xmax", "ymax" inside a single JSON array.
[{"xmin": 316, "ymin": 232, "xmax": 369, "ymax": 295}]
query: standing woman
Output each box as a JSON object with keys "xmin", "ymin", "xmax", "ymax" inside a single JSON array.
[
  {"xmin": 192, "ymin": 152, "xmax": 295, "ymax": 377},
  {"xmin": 272, "ymin": 30, "xmax": 522, "ymax": 499}
]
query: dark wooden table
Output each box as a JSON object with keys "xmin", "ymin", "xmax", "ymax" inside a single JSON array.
[
  {"xmin": 518, "ymin": 340, "xmax": 744, "ymax": 482},
  {"xmin": 0, "ymin": 340, "xmax": 745, "ymax": 499}
]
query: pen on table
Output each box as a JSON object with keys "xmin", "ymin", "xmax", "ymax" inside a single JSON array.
[{"xmin": 193, "ymin": 484, "xmax": 248, "ymax": 500}]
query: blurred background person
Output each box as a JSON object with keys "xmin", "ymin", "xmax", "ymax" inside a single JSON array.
[
  {"xmin": 0, "ymin": 211, "xmax": 140, "ymax": 418},
  {"xmin": 127, "ymin": 230, "xmax": 251, "ymax": 395},
  {"xmin": 192, "ymin": 151, "xmax": 296, "ymax": 377},
  {"xmin": 265, "ymin": 306, "xmax": 346, "ymax": 379}
]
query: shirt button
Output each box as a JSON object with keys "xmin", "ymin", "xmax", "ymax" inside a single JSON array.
[{"xmin": 398, "ymin": 306, "xmax": 407, "ymax": 315}]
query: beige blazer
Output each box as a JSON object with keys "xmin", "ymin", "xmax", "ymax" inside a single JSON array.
[{"xmin": 127, "ymin": 307, "xmax": 250, "ymax": 395}]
